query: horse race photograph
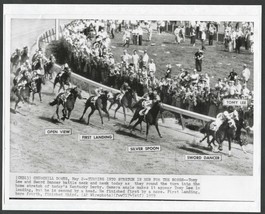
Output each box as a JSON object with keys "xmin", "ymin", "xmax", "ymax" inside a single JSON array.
[{"xmin": 7, "ymin": 13, "xmax": 257, "ymax": 177}]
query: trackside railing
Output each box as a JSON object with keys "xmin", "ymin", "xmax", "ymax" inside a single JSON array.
[{"xmin": 36, "ymin": 25, "xmax": 215, "ymax": 130}]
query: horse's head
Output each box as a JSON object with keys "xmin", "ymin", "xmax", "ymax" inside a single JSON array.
[
  {"xmin": 106, "ymin": 91, "xmax": 114, "ymax": 100},
  {"xmin": 15, "ymin": 49, "xmax": 21, "ymax": 56},
  {"xmin": 23, "ymin": 46, "xmax": 28, "ymax": 54},
  {"xmin": 71, "ymin": 87, "xmax": 83, "ymax": 99}
]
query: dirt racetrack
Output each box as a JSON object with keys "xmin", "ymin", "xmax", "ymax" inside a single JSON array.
[
  {"xmin": 10, "ymin": 79, "xmax": 253, "ymax": 175},
  {"xmin": 9, "ymin": 19, "xmax": 253, "ymax": 175}
]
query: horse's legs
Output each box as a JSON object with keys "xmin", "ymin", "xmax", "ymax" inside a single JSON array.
[
  {"xmin": 87, "ymin": 107, "xmax": 95, "ymax": 125},
  {"xmin": 53, "ymin": 81, "xmax": 57, "ymax": 93},
  {"xmin": 39, "ymin": 92, "xmax": 42, "ymax": 102},
  {"xmin": 58, "ymin": 84, "xmax": 62, "ymax": 93},
  {"xmin": 80, "ymin": 104, "xmax": 89, "ymax": 121},
  {"xmin": 98, "ymin": 108, "xmax": 104, "ymax": 125},
  {"xmin": 67, "ymin": 110, "xmax": 72, "ymax": 119},
  {"xmin": 129, "ymin": 116, "xmax": 137, "ymax": 127},
  {"xmin": 62, "ymin": 83, "xmax": 65, "ymax": 92},
  {"xmin": 108, "ymin": 101, "xmax": 115, "ymax": 111},
  {"xmin": 122, "ymin": 106, "xmax": 126, "ymax": 124},
  {"xmin": 14, "ymin": 98, "xmax": 20, "ymax": 111},
  {"xmin": 61, "ymin": 107, "xmax": 67, "ymax": 120},
  {"xmin": 114, "ymin": 104, "xmax": 121, "ymax": 119},
  {"xmin": 145, "ymin": 123, "xmax": 150, "ymax": 141},
  {"xmin": 56, "ymin": 104, "xmax": 60, "ymax": 120},
  {"xmin": 228, "ymin": 139, "xmax": 232, "ymax": 157},
  {"xmin": 131, "ymin": 118, "xmax": 142, "ymax": 132},
  {"xmin": 155, "ymin": 123, "xmax": 162, "ymax": 138},
  {"xmin": 32, "ymin": 93, "xmax": 35, "ymax": 103},
  {"xmin": 129, "ymin": 107, "xmax": 134, "ymax": 113},
  {"xmin": 102, "ymin": 107, "xmax": 110, "ymax": 121},
  {"xmin": 199, "ymin": 134, "xmax": 207, "ymax": 143}
]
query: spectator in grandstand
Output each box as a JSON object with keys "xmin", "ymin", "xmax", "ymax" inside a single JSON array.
[
  {"xmin": 190, "ymin": 69, "xmax": 200, "ymax": 86},
  {"xmin": 228, "ymin": 68, "xmax": 238, "ymax": 81},
  {"xmin": 148, "ymin": 59, "xmax": 156, "ymax": 74},
  {"xmin": 235, "ymin": 28, "xmax": 243, "ymax": 54},
  {"xmin": 174, "ymin": 26, "xmax": 182, "ymax": 44},
  {"xmin": 234, "ymin": 79, "xmax": 242, "ymax": 96},
  {"xmin": 208, "ymin": 23, "xmax": 216, "ymax": 46},
  {"xmin": 190, "ymin": 25, "xmax": 196, "ymax": 46},
  {"xmin": 110, "ymin": 21, "xmax": 116, "ymax": 39},
  {"xmin": 121, "ymin": 50, "xmax": 131, "ymax": 69},
  {"xmin": 132, "ymin": 26, "xmax": 138, "ymax": 45},
  {"xmin": 138, "ymin": 25, "xmax": 143, "ymax": 45},
  {"xmin": 241, "ymin": 83, "xmax": 250, "ymax": 98},
  {"xmin": 132, "ymin": 50, "xmax": 140, "ymax": 72},
  {"xmin": 201, "ymin": 30, "xmax": 206, "ymax": 50},
  {"xmin": 194, "ymin": 49, "xmax": 204, "ymax": 72},
  {"xmin": 123, "ymin": 28, "xmax": 131, "ymax": 47},
  {"xmin": 142, "ymin": 50, "xmax": 149, "ymax": 68},
  {"xmin": 227, "ymin": 80, "xmax": 237, "ymax": 97},
  {"xmin": 241, "ymin": 64, "xmax": 251, "ymax": 84},
  {"xmin": 165, "ymin": 64, "xmax": 172, "ymax": 79}
]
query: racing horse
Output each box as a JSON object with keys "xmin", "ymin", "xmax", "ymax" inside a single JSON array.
[
  {"xmin": 49, "ymin": 87, "xmax": 82, "ymax": 121},
  {"xmin": 200, "ymin": 112, "xmax": 249, "ymax": 156},
  {"xmin": 10, "ymin": 49, "xmax": 21, "ymax": 72},
  {"xmin": 129, "ymin": 100, "xmax": 163, "ymax": 141},
  {"xmin": 20, "ymin": 46, "xmax": 29, "ymax": 65},
  {"xmin": 32, "ymin": 55, "xmax": 44, "ymax": 71},
  {"xmin": 32, "ymin": 75, "xmax": 46, "ymax": 103},
  {"xmin": 79, "ymin": 90, "xmax": 111, "ymax": 125},
  {"xmin": 44, "ymin": 57, "xmax": 56, "ymax": 80},
  {"xmin": 53, "ymin": 71, "xmax": 71, "ymax": 93},
  {"xmin": 108, "ymin": 88, "xmax": 137, "ymax": 124},
  {"xmin": 12, "ymin": 77, "xmax": 37, "ymax": 111}
]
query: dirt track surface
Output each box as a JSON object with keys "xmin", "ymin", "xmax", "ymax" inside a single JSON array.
[
  {"xmin": 9, "ymin": 19, "xmax": 253, "ymax": 175},
  {"xmin": 10, "ymin": 79, "xmax": 253, "ymax": 175}
]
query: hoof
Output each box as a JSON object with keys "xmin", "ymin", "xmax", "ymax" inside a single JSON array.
[
  {"xmin": 228, "ymin": 151, "xmax": 232, "ymax": 157},
  {"xmin": 79, "ymin": 117, "xmax": 83, "ymax": 121},
  {"xmin": 159, "ymin": 135, "xmax": 163, "ymax": 138}
]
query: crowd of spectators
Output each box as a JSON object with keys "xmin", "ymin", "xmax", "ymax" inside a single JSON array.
[{"xmin": 58, "ymin": 19, "xmax": 253, "ymax": 124}]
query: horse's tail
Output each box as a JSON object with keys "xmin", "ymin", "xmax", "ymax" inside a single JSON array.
[
  {"xmin": 200, "ymin": 126, "xmax": 206, "ymax": 134},
  {"xmin": 49, "ymin": 98, "xmax": 58, "ymax": 106}
]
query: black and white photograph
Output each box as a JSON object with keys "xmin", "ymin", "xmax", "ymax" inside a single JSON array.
[{"xmin": 2, "ymin": 4, "xmax": 262, "ymax": 212}]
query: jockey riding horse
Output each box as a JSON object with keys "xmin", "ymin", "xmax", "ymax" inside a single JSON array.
[{"xmin": 53, "ymin": 63, "xmax": 72, "ymax": 93}]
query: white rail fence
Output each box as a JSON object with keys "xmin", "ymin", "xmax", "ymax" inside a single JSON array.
[{"xmin": 36, "ymin": 25, "xmax": 215, "ymax": 130}]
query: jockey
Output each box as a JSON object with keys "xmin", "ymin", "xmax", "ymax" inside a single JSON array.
[
  {"xmin": 210, "ymin": 109, "xmax": 239, "ymax": 132},
  {"xmin": 139, "ymin": 89, "xmax": 160, "ymax": 116},
  {"xmin": 31, "ymin": 69, "xmax": 42, "ymax": 81},
  {"xmin": 59, "ymin": 63, "xmax": 70, "ymax": 77},
  {"xmin": 91, "ymin": 87, "xmax": 105, "ymax": 104},
  {"xmin": 117, "ymin": 82, "xmax": 130, "ymax": 101},
  {"xmin": 210, "ymin": 110, "xmax": 230, "ymax": 132},
  {"xmin": 227, "ymin": 109, "xmax": 239, "ymax": 129},
  {"xmin": 15, "ymin": 70, "xmax": 31, "ymax": 93},
  {"xmin": 61, "ymin": 87, "xmax": 72, "ymax": 104}
]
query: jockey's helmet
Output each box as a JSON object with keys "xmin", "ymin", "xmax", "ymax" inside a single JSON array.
[{"xmin": 223, "ymin": 111, "xmax": 229, "ymax": 118}]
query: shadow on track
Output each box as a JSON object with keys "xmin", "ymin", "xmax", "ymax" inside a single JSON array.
[
  {"xmin": 115, "ymin": 129, "xmax": 144, "ymax": 140},
  {"xmin": 71, "ymin": 118, "xmax": 105, "ymax": 129},
  {"xmin": 178, "ymin": 145, "xmax": 209, "ymax": 155},
  {"xmin": 38, "ymin": 116, "xmax": 63, "ymax": 124}
]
